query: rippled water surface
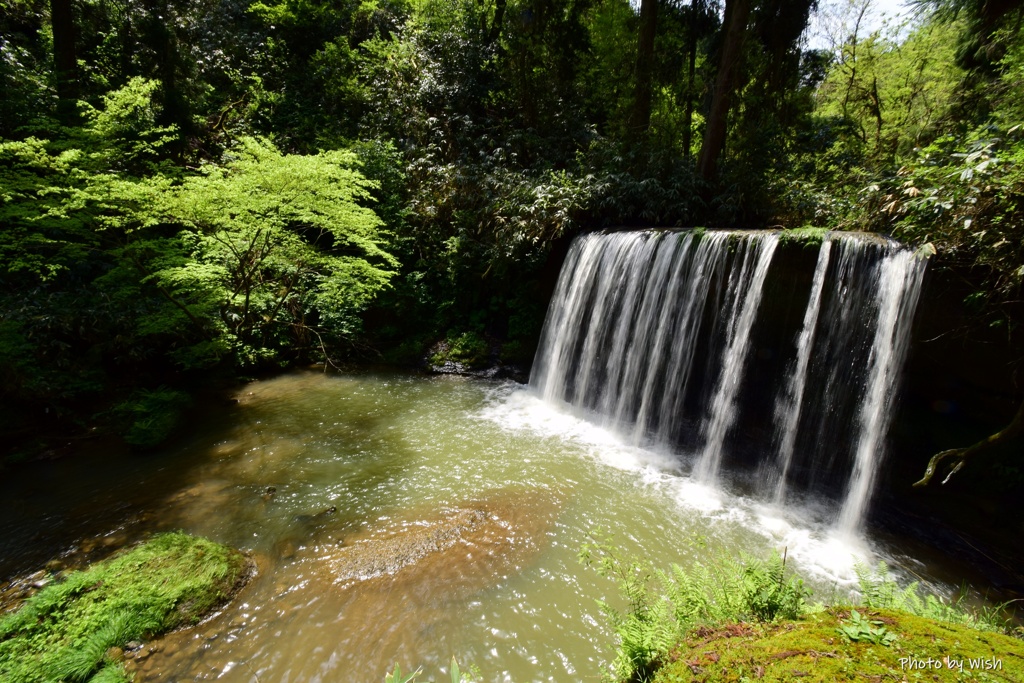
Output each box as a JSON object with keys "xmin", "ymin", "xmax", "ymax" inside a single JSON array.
[{"xmin": 0, "ymin": 371, "xmax": 956, "ymax": 681}]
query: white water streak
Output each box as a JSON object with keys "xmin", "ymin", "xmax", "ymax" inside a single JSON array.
[
  {"xmin": 530, "ymin": 235, "xmax": 606, "ymax": 401},
  {"xmin": 694, "ymin": 234, "xmax": 779, "ymax": 483},
  {"xmin": 647, "ymin": 234, "xmax": 729, "ymax": 444},
  {"xmin": 838, "ymin": 249, "xmax": 927, "ymax": 531},
  {"xmin": 771, "ymin": 239, "xmax": 833, "ymax": 503}
]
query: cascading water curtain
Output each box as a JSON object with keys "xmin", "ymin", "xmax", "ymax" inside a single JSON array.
[{"xmin": 531, "ymin": 229, "xmax": 928, "ymax": 531}]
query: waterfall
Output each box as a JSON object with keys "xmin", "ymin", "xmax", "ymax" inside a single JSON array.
[
  {"xmin": 759, "ymin": 235, "xmax": 928, "ymax": 530},
  {"xmin": 633, "ymin": 233, "xmax": 729, "ymax": 445},
  {"xmin": 531, "ymin": 228, "xmax": 928, "ymax": 531},
  {"xmin": 531, "ymin": 230, "xmax": 732, "ymax": 443}
]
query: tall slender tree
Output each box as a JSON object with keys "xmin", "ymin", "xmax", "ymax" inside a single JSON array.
[
  {"xmin": 681, "ymin": 0, "xmax": 710, "ymax": 158},
  {"xmin": 629, "ymin": 0, "xmax": 659, "ymax": 136},
  {"xmin": 50, "ymin": 0, "xmax": 77, "ymax": 124},
  {"xmin": 697, "ymin": 0, "xmax": 750, "ymax": 181}
]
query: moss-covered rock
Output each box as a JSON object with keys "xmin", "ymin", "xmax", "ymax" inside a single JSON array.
[
  {"xmin": 778, "ymin": 226, "xmax": 829, "ymax": 247},
  {"xmin": 650, "ymin": 608, "xmax": 1024, "ymax": 683},
  {"xmin": 428, "ymin": 331, "xmax": 491, "ymax": 369},
  {"xmin": 0, "ymin": 532, "xmax": 251, "ymax": 683}
]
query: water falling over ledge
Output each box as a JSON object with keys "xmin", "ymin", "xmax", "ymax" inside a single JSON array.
[{"xmin": 530, "ymin": 228, "xmax": 929, "ymax": 531}]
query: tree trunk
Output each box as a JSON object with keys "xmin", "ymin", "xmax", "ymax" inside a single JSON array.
[
  {"xmin": 50, "ymin": 0, "xmax": 77, "ymax": 124},
  {"xmin": 697, "ymin": 0, "xmax": 750, "ymax": 183},
  {"xmin": 629, "ymin": 0, "xmax": 658, "ymax": 137},
  {"xmin": 980, "ymin": 0, "xmax": 1024, "ymax": 31},
  {"xmin": 682, "ymin": 0, "xmax": 702, "ymax": 159},
  {"xmin": 839, "ymin": 3, "xmax": 869, "ymax": 121},
  {"xmin": 144, "ymin": 0, "xmax": 190, "ymax": 138},
  {"xmin": 487, "ymin": 0, "xmax": 507, "ymax": 46}
]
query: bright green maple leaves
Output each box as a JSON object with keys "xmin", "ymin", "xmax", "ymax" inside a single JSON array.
[
  {"xmin": 0, "ymin": 79, "xmax": 396, "ymax": 375},
  {"xmin": 149, "ymin": 136, "xmax": 397, "ymax": 365}
]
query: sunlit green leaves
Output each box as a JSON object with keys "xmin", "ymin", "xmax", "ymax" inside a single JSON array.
[
  {"xmin": 814, "ymin": 16, "xmax": 966, "ymax": 160},
  {"xmin": 146, "ymin": 136, "xmax": 396, "ymax": 364},
  {"xmin": 1, "ymin": 109, "xmax": 395, "ymax": 437},
  {"xmin": 82, "ymin": 77, "xmax": 179, "ymax": 172},
  {"xmin": 863, "ymin": 124, "xmax": 1024, "ymax": 310}
]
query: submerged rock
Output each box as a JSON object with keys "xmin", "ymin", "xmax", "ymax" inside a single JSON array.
[
  {"xmin": 128, "ymin": 487, "xmax": 564, "ymax": 680},
  {"xmin": 293, "ymin": 505, "xmax": 339, "ymax": 528},
  {"xmin": 314, "ymin": 486, "xmax": 563, "ymax": 590},
  {"xmin": 325, "ymin": 507, "xmax": 490, "ymax": 582}
]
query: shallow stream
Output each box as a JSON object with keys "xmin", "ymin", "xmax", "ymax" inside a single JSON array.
[{"xmin": 0, "ymin": 370, "xmax": 988, "ymax": 681}]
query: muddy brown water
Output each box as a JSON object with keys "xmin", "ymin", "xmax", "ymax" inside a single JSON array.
[{"xmin": 0, "ymin": 370, "xmax": 1001, "ymax": 681}]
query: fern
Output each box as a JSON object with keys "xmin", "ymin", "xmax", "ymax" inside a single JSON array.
[
  {"xmin": 854, "ymin": 562, "xmax": 1009, "ymax": 632},
  {"xmin": 611, "ymin": 606, "xmax": 675, "ymax": 682},
  {"xmin": 581, "ymin": 533, "xmax": 812, "ymax": 682},
  {"xmin": 740, "ymin": 553, "xmax": 809, "ymax": 621},
  {"xmin": 586, "ymin": 542, "xmax": 1014, "ymax": 683}
]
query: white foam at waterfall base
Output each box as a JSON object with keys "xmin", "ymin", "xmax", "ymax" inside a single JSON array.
[
  {"xmin": 477, "ymin": 383, "xmax": 878, "ymax": 588},
  {"xmin": 478, "ymin": 383, "xmax": 680, "ymax": 474}
]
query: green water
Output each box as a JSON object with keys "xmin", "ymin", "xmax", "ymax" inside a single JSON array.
[{"xmin": 0, "ymin": 370, "xmax": 940, "ymax": 681}]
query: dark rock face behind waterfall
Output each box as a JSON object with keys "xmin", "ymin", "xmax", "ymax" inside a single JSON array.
[{"xmin": 530, "ymin": 229, "xmax": 928, "ymax": 531}]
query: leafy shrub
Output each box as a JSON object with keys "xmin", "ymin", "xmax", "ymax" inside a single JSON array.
[
  {"xmin": 430, "ymin": 330, "xmax": 489, "ymax": 368},
  {"xmin": 856, "ymin": 124, "xmax": 1024, "ymax": 326},
  {"xmin": 112, "ymin": 387, "xmax": 191, "ymax": 448},
  {"xmin": 837, "ymin": 608, "xmax": 898, "ymax": 645}
]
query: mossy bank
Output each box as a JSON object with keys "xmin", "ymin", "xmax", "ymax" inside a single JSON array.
[
  {"xmin": 0, "ymin": 532, "xmax": 251, "ymax": 683},
  {"xmin": 650, "ymin": 608, "xmax": 1024, "ymax": 683}
]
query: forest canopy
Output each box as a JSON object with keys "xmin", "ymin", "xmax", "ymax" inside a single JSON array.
[{"xmin": 1, "ymin": 0, "xmax": 1022, "ymax": 457}]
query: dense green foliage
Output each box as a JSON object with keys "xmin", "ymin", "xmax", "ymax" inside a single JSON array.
[
  {"xmin": 2, "ymin": 0, "xmax": 1023, "ymax": 454},
  {"xmin": 0, "ymin": 532, "xmax": 249, "ymax": 683},
  {"xmin": 796, "ymin": 1, "xmax": 1024, "ymax": 332},
  {"xmin": 0, "ymin": 77, "xmax": 394, "ymax": 450}
]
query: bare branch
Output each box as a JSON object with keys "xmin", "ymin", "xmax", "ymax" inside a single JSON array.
[{"xmin": 914, "ymin": 397, "xmax": 1024, "ymax": 486}]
